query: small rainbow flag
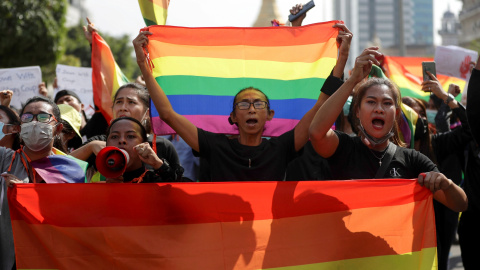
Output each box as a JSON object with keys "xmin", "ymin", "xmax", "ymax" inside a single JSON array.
[
  {"xmin": 383, "ymin": 56, "xmax": 466, "ymax": 101},
  {"xmin": 8, "ymin": 180, "xmax": 437, "ymax": 269},
  {"xmin": 91, "ymin": 31, "xmax": 130, "ymax": 123},
  {"xmin": 146, "ymin": 21, "xmax": 340, "ymax": 136},
  {"xmin": 138, "ymin": 0, "xmax": 170, "ymax": 26},
  {"xmin": 29, "ymin": 148, "xmax": 88, "ymax": 183}
]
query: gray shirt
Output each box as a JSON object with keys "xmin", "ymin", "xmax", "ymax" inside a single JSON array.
[{"xmin": 1, "ymin": 147, "xmax": 29, "ymax": 270}]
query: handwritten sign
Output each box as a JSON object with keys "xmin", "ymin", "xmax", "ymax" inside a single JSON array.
[
  {"xmin": 435, "ymin": 45, "xmax": 478, "ymax": 80},
  {"xmin": 0, "ymin": 66, "xmax": 42, "ymax": 109},
  {"xmin": 55, "ymin": 64, "xmax": 95, "ymax": 118}
]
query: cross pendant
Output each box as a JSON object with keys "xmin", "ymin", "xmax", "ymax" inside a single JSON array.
[{"xmin": 379, "ymin": 161, "xmax": 382, "ymax": 166}]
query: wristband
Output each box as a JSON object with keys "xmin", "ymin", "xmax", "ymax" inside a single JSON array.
[{"xmin": 444, "ymin": 94, "xmax": 454, "ymax": 105}]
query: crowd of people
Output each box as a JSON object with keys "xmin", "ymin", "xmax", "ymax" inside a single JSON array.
[{"xmin": 1, "ymin": 3, "xmax": 479, "ymax": 270}]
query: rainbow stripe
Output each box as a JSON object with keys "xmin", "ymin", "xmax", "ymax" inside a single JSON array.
[
  {"xmin": 384, "ymin": 56, "xmax": 466, "ymax": 101},
  {"xmin": 147, "ymin": 22, "xmax": 340, "ymax": 136},
  {"xmin": 138, "ymin": 0, "xmax": 170, "ymax": 26},
  {"xmin": 91, "ymin": 32, "xmax": 129, "ymax": 123},
  {"xmin": 9, "ymin": 180, "xmax": 436, "ymax": 269},
  {"xmin": 29, "ymin": 148, "xmax": 88, "ymax": 183}
]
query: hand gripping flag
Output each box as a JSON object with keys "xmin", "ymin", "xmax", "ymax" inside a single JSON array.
[
  {"xmin": 9, "ymin": 179, "xmax": 437, "ymax": 269},
  {"xmin": 146, "ymin": 21, "xmax": 340, "ymax": 136}
]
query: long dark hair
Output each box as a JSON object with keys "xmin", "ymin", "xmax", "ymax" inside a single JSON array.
[
  {"xmin": 0, "ymin": 105, "xmax": 21, "ymax": 150},
  {"xmin": 350, "ymin": 78, "xmax": 405, "ymax": 147},
  {"xmin": 113, "ymin": 83, "xmax": 152, "ymax": 134}
]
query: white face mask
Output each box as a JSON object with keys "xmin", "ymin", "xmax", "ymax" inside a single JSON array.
[{"xmin": 20, "ymin": 122, "xmax": 55, "ymax": 151}]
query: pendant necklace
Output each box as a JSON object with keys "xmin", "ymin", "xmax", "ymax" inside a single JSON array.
[{"xmin": 368, "ymin": 144, "xmax": 389, "ymax": 166}]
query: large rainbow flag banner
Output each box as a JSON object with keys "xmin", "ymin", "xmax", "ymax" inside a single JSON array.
[
  {"xmin": 138, "ymin": 0, "xmax": 170, "ymax": 26},
  {"xmin": 147, "ymin": 21, "xmax": 340, "ymax": 136},
  {"xmin": 9, "ymin": 180, "xmax": 437, "ymax": 269},
  {"xmin": 383, "ymin": 56, "xmax": 466, "ymax": 101},
  {"xmin": 91, "ymin": 31, "xmax": 130, "ymax": 123}
]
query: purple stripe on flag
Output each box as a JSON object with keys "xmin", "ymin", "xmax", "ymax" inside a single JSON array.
[{"xmin": 151, "ymin": 115, "xmax": 298, "ymax": 137}]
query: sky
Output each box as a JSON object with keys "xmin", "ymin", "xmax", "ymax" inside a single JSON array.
[{"xmin": 83, "ymin": 0, "xmax": 463, "ymax": 47}]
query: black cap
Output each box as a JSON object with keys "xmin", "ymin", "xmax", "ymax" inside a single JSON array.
[{"xmin": 54, "ymin": 90, "xmax": 82, "ymax": 104}]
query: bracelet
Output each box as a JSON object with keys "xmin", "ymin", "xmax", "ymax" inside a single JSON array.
[{"xmin": 444, "ymin": 94, "xmax": 454, "ymax": 105}]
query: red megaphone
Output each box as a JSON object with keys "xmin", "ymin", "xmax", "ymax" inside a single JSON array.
[{"xmin": 95, "ymin": 146, "xmax": 130, "ymax": 178}]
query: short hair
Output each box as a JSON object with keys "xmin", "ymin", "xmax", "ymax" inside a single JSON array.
[
  {"xmin": 20, "ymin": 96, "xmax": 61, "ymax": 122},
  {"xmin": 0, "ymin": 105, "xmax": 21, "ymax": 150},
  {"xmin": 54, "ymin": 90, "xmax": 82, "ymax": 104}
]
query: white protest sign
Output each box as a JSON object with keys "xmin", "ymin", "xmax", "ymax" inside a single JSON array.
[
  {"xmin": 435, "ymin": 45, "xmax": 478, "ymax": 80},
  {"xmin": 0, "ymin": 66, "xmax": 42, "ymax": 109},
  {"xmin": 55, "ymin": 64, "xmax": 95, "ymax": 118}
]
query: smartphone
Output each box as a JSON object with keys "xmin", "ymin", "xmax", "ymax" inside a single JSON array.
[
  {"xmin": 288, "ymin": 0, "xmax": 315, "ymax": 22},
  {"xmin": 422, "ymin": 61, "xmax": 436, "ymax": 82}
]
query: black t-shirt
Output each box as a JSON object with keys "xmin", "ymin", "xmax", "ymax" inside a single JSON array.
[
  {"xmin": 197, "ymin": 128, "xmax": 296, "ymax": 181},
  {"xmin": 327, "ymin": 131, "xmax": 438, "ymax": 180}
]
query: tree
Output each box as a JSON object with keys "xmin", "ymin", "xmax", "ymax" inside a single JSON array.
[
  {"xmin": 0, "ymin": 0, "xmax": 67, "ymax": 81},
  {"xmin": 62, "ymin": 22, "xmax": 140, "ymax": 82}
]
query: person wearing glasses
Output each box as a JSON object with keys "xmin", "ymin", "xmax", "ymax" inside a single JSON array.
[
  {"xmin": 0, "ymin": 96, "xmax": 87, "ymax": 270},
  {"xmin": 133, "ymin": 24, "xmax": 352, "ymax": 181}
]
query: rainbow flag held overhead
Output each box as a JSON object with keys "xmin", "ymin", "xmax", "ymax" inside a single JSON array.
[
  {"xmin": 91, "ymin": 31, "xmax": 130, "ymax": 123},
  {"xmin": 383, "ymin": 56, "xmax": 466, "ymax": 101},
  {"xmin": 146, "ymin": 21, "xmax": 340, "ymax": 136},
  {"xmin": 138, "ymin": 0, "xmax": 170, "ymax": 26},
  {"xmin": 9, "ymin": 180, "xmax": 437, "ymax": 269}
]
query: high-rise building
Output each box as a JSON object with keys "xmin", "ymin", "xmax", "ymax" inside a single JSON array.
[{"xmin": 335, "ymin": 0, "xmax": 433, "ymax": 57}]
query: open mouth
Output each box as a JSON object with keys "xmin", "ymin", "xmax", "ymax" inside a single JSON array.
[
  {"xmin": 372, "ymin": 118, "xmax": 385, "ymax": 129},
  {"xmin": 246, "ymin": 119, "xmax": 258, "ymax": 125}
]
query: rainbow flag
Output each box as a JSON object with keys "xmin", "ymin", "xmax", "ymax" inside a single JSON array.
[
  {"xmin": 29, "ymin": 148, "xmax": 88, "ymax": 183},
  {"xmin": 9, "ymin": 180, "xmax": 437, "ymax": 269},
  {"xmin": 383, "ymin": 56, "xmax": 466, "ymax": 101},
  {"xmin": 147, "ymin": 21, "xmax": 340, "ymax": 136},
  {"xmin": 91, "ymin": 31, "xmax": 130, "ymax": 123},
  {"xmin": 138, "ymin": 0, "xmax": 170, "ymax": 26}
]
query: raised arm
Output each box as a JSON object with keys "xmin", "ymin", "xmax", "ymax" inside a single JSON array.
[
  {"xmin": 293, "ymin": 23, "xmax": 352, "ymax": 151},
  {"xmin": 309, "ymin": 47, "xmax": 382, "ymax": 158},
  {"xmin": 467, "ymin": 54, "xmax": 480, "ymax": 144},
  {"xmin": 133, "ymin": 31, "xmax": 200, "ymax": 152}
]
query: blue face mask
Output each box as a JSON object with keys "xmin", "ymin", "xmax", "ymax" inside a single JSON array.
[
  {"xmin": 343, "ymin": 96, "xmax": 353, "ymax": 116},
  {"xmin": 0, "ymin": 122, "xmax": 14, "ymax": 141},
  {"xmin": 426, "ymin": 109, "xmax": 437, "ymax": 124}
]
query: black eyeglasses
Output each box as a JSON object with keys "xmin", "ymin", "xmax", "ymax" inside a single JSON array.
[
  {"xmin": 21, "ymin": 113, "xmax": 57, "ymax": 123},
  {"xmin": 235, "ymin": 101, "xmax": 268, "ymax": 110}
]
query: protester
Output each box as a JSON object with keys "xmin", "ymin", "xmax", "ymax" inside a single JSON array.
[
  {"xmin": 461, "ymin": 54, "xmax": 480, "ymax": 269},
  {"xmin": 103, "ymin": 117, "xmax": 187, "ymax": 183},
  {"xmin": 55, "ymin": 103, "xmax": 83, "ymax": 153},
  {"xmin": 0, "ymin": 105, "xmax": 21, "ymax": 150},
  {"xmin": 54, "ymin": 89, "xmax": 88, "ymax": 131},
  {"xmin": 402, "ymin": 77, "xmax": 472, "ymax": 270},
  {"xmin": 133, "ymin": 22, "xmax": 352, "ymax": 181},
  {"xmin": 0, "ymin": 96, "xmax": 87, "ymax": 270},
  {"xmin": 309, "ymin": 47, "xmax": 468, "ymax": 212},
  {"xmin": 71, "ymin": 83, "xmax": 183, "ymax": 181}
]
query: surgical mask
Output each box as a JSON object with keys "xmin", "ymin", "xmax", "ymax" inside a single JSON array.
[
  {"xmin": 20, "ymin": 121, "xmax": 55, "ymax": 151},
  {"xmin": 357, "ymin": 123, "xmax": 394, "ymax": 148},
  {"xmin": 426, "ymin": 109, "xmax": 437, "ymax": 124},
  {"xmin": 0, "ymin": 122, "xmax": 15, "ymax": 141},
  {"xmin": 343, "ymin": 96, "xmax": 353, "ymax": 116}
]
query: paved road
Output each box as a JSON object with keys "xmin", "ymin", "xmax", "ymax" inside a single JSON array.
[{"xmin": 448, "ymin": 241, "xmax": 464, "ymax": 270}]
